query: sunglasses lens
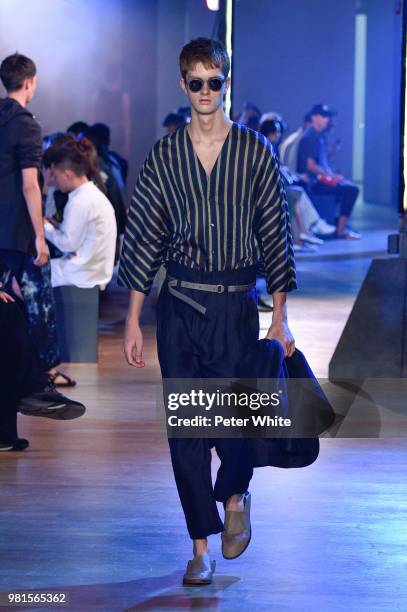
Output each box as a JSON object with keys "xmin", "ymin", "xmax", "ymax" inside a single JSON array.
[
  {"xmin": 188, "ymin": 79, "xmax": 203, "ymax": 93},
  {"xmin": 209, "ymin": 78, "xmax": 224, "ymax": 91}
]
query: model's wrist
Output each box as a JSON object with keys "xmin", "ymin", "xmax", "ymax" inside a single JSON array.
[
  {"xmin": 271, "ymin": 313, "xmax": 288, "ymax": 325},
  {"xmin": 126, "ymin": 314, "xmax": 140, "ymax": 328}
]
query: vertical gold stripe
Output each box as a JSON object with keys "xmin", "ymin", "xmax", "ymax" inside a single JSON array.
[
  {"xmin": 175, "ymin": 129, "xmax": 192, "ymax": 261},
  {"xmin": 231, "ymin": 128, "xmax": 241, "ymax": 267},
  {"xmin": 240, "ymin": 133, "xmax": 250, "ymax": 260},
  {"xmin": 207, "ymin": 176, "xmax": 213, "ymax": 270},
  {"xmin": 214, "ymin": 158, "xmax": 221, "ymax": 268},
  {"xmin": 151, "ymin": 142, "xmax": 176, "ymax": 228},
  {"xmin": 246, "ymin": 136, "xmax": 258, "ymax": 261},
  {"xmin": 223, "ymin": 133, "xmax": 232, "ymax": 265},
  {"xmin": 193, "ymin": 153, "xmax": 207, "ymax": 269},
  {"xmin": 184, "ymin": 129, "xmax": 202, "ymax": 268}
]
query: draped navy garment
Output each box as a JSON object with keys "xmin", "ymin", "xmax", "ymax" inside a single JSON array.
[{"xmin": 118, "ymin": 122, "xmax": 297, "ymax": 296}]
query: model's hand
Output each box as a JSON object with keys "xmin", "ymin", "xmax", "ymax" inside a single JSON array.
[
  {"xmin": 265, "ymin": 321, "xmax": 295, "ymax": 357},
  {"xmin": 34, "ymin": 235, "xmax": 49, "ymax": 266},
  {"xmin": 124, "ymin": 318, "xmax": 145, "ymax": 367},
  {"xmin": 0, "ymin": 290, "xmax": 15, "ymax": 303}
]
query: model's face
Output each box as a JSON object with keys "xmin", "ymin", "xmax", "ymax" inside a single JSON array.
[
  {"xmin": 180, "ymin": 62, "xmax": 229, "ymax": 116},
  {"xmin": 51, "ymin": 165, "xmax": 77, "ymax": 193}
]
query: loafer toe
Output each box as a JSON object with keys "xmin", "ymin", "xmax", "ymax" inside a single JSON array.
[{"xmin": 182, "ymin": 553, "xmax": 216, "ymax": 585}]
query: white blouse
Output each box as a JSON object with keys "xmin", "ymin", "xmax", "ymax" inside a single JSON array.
[{"xmin": 45, "ymin": 181, "xmax": 117, "ymax": 290}]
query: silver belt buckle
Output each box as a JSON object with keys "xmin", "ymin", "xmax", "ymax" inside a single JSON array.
[{"xmin": 216, "ymin": 284, "xmax": 224, "ymax": 293}]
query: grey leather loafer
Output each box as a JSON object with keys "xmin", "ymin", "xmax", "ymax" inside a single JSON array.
[
  {"xmin": 221, "ymin": 491, "xmax": 251, "ymax": 559},
  {"xmin": 182, "ymin": 553, "xmax": 216, "ymax": 586}
]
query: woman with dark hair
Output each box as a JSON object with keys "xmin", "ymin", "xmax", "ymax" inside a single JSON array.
[{"xmin": 43, "ymin": 138, "xmax": 116, "ymax": 289}]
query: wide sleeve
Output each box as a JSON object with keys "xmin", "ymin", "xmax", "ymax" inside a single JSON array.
[
  {"xmin": 118, "ymin": 149, "xmax": 169, "ymax": 294},
  {"xmin": 253, "ymin": 143, "xmax": 297, "ymax": 295}
]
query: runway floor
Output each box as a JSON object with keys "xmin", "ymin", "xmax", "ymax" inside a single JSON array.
[{"xmin": 1, "ymin": 208, "xmax": 406, "ymax": 612}]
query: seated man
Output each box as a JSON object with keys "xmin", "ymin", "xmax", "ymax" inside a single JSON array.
[
  {"xmin": 297, "ymin": 104, "xmax": 361, "ymax": 239},
  {"xmin": 43, "ymin": 138, "xmax": 117, "ymax": 289},
  {"xmin": 280, "ymin": 112, "xmax": 336, "ymax": 236}
]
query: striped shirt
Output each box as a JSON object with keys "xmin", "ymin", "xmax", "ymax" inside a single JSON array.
[{"xmin": 118, "ymin": 122, "xmax": 297, "ymax": 295}]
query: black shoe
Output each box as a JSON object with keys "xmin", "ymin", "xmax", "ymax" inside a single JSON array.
[
  {"xmin": 19, "ymin": 386, "xmax": 86, "ymax": 421},
  {"xmin": 0, "ymin": 438, "xmax": 29, "ymax": 452},
  {"xmin": 257, "ymin": 297, "xmax": 274, "ymax": 312}
]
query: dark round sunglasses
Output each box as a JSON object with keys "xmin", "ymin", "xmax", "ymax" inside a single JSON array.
[{"xmin": 186, "ymin": 77, "xmax": 226, "ymax": 93}]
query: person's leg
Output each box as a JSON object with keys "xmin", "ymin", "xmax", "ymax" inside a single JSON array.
[
  {"xmin": 156, "ymin": 282, "xmax": 224, "ymax": 549},
  {"xmin": 298, "ymin": 189, "xmax": 321, "ymax": 230},
  {"xmin": 0, "ymin": 300, "xmax": 33, "ymax": 447},
  {"xmin": 286, "ymin": 187, "xmax": 321, "ymax": 247},
  {"xmin": 0, "ymin": 249, "xmax": 25, "ymax": 283},
  {"xmin": 199, "ymin": 283, "xmax": 259, "ymax": 516},
  {"xmin": 19, "ymin": 257, "xmax": 61, "ymax": 372},
  {"xmin": 213, "ymin": 439, "xmax": 253, "ymax": 505},
  {"xmin": 168, "ymin": 437, "xmax": 225, "ymax": 541},
  {"xmin": 286, "ymin": 188, "xmax": 301, "ymax": 243},
  {"xmin": 335, "ymin": 181, "xmax": 359, "ymax": 236}
]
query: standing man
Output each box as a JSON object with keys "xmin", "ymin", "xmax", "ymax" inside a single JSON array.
[
  {"xmin": 0, "ymin": 53, "xmax": 68, "ymax": 384},
  {"xmin": 297, "ymin": 104, "xmax": 361, "ymax": 239},
  {"xmin": 0, "ymin": 53, "xmax": 48, "ymax": 277},
  {"xmin": 119, "ymin": 38, "xmax": 296, "ymax": 585}
]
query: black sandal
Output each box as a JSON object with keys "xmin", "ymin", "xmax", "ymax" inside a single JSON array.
[{"xmin": 48, "ymin": 370, "xmax": 77, "ymax": 388}]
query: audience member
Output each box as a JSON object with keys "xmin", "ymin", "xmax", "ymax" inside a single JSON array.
[
  {"xmin": 0, "ymin": 52, "xmax": 48, "ymax": 275},
  {"xmin": 260, "ymin": 117, "xmax": 333, "ymax": 251},
  {"xmin": 86, "ymin": 123, "xmax": 127, "ymax": 236},
  {"xmin": 280, "ymin": 112, "xmax": 312, "ymax": 172},
  {"xmin": 44, "ymin": 138, "xmax": 117, "ymax": 289},
  {"xmin": 162, "ymin": 112, "xmax": 186, "ymax": 135},
  {"xmin": 238, "ymin": 102, "xmax": 262, "ymax": 131},
  {"xmin": 67, "ymin": 121, "xmax": 89, "ymax": 139},
  {"xmin": 0, "ymin": 53, "xmax": 70, "ymax": 384},
  {"xmin": 176, "ymin": 106, "xmax": 191, "ymax": 123},
  {"xmin": 43, "ymin": 133, "xmax": 74, "ymax": 225},
  {"xmin": 280, "ymin": 112, "xmax": 338, "ymax": 237},
  {"xmin": 297, "ymin": 104, "xmax": 361, "ymax": 239}
]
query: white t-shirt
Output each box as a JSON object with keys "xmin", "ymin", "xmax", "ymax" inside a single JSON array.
[{"xmin": 45, "ymin": 181, "xmax": 117, "ymax": 289}]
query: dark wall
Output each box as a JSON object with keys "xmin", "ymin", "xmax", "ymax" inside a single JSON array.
[
  {"xmin": 362, "ymin": 0, "xmax": 402, "ymax": 207},
  {"xmin": 233, "ymin": 0, "xmax": 356, "ymax": 178},
  {"xmin": 0, "ymin": 0, "xmax": 158, "ymax": 189},
  {"xmin": 156, "ymin": 0, "xmax": 218, "ymax": 140},
  {"xmin": 121, "ymin": 0, "xmax": 158, "ymax": 186}
]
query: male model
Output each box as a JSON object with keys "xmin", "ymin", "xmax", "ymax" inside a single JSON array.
[{"xmin": 119, "ymin": 38, "xmax": 296, "ymax": 585}]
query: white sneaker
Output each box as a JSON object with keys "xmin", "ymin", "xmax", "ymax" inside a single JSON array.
[
  {"xmin": 293, "ymin": 243, "xmax": 318, "ymax": 253},
  {"xmin": 311, "ymin": 219, "xmax": 336, "ymax": 235},
  {"xmin": 299, "ymin": 232, "xmax": 324, "ymax": 245}
]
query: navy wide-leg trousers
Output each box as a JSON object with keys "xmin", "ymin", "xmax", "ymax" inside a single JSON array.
[{"xmin": 156, "ymin": 261, "xmax": 259, "ymax": 539}]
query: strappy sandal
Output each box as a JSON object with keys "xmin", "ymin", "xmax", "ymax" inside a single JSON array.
[{"xmin": 48, "ymin": 370, "xmax": 77, "ymax": 388}]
